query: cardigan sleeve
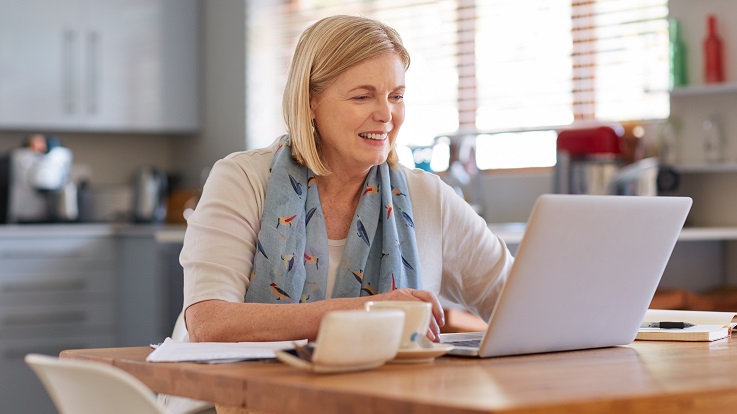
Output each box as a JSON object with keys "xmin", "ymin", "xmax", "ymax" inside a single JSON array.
[
  {"xmin": 404, "ymin": 167, "xmax": 513, "ymax": 322},
  {"xmin": 181, "ymin": 145, "xmax": 275, "ymax": 310}
]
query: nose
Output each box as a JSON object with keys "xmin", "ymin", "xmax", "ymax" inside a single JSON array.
[{"xmin": 373, "ymin": 98, "xmax": 392, "ymax": 123}]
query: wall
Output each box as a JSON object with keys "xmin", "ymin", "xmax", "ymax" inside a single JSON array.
[
  {"xmin": 0, "ymin": 132, "xmax": 175, "ymax": 186},
  {"xmin": 475, "ymin": 171, "xmax": 552, "ymax": 223},
  {"xmin": 172, "ymin": 0, "xmax": 248, "ymax": 189}
]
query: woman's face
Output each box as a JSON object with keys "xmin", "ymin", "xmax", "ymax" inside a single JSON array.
[{"xmin": 310, "ymin": 53, "xmax": 405, "ymax": 176}]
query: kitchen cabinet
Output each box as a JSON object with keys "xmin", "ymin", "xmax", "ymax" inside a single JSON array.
[
  {"xmin": 668, "ymin": 86, "xmax": 737, "ymax": 169},
  {"xmin": 663, "ymin": 3, "xmax": 737, "ymax": 287},
  {"xmin": 0, "ymin": 0, "xmax": 199, "ymax": 132},
  {"xmin": 0, "ymin": 230, "xmax": 117, "ymax": 414},
  {"xmin": 117, "ymin": 228, "xmax": 183, "ymax": 347},
  {"xmin": 0, "ymin": 224, "xmax": 184, "ymax": 413},
  {"xmin": 665, "ymin": 85, "xmax": 737, "ymax": 230}
]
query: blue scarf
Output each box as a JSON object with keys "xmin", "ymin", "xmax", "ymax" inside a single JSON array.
[{"xmin": 245, "ymin": 135, "xmax": 421, "ymax": 303}]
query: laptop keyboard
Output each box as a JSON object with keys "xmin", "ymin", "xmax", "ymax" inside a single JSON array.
[{"xmin": 445, "ymin": 339, "xmax": 482, "ymax": 348}]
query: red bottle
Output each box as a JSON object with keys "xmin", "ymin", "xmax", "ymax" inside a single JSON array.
[{"xmin": 704, "ymin": 15, "xmax": 724, "ymax": 83}]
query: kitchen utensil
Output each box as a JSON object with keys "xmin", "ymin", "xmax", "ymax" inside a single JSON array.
[
  {"xmin": 1, "ymin": 135, "xmax": 74, "ymax": 223},
  {"xmin": 132, "ymin": 166, "xmax": 168, "ymax": 223}
]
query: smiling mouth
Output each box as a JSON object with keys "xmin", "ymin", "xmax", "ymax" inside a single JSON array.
[{"xmin": 358, "ymin": 132, "xmax": 388, "ymax": 140}]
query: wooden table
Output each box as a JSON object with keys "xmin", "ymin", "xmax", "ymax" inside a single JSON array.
[{"xmin": 61, "ymin": 339, "xmax": 737, "ymax": 414}]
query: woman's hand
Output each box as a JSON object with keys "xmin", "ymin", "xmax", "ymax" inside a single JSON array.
[{"xmin": 370, "ymin": 288, "xmax": 445, "ymax": 341}]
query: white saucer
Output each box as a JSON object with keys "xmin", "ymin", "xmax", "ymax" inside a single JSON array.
[
  {"xmin": 390, "ymin": 343, "xmax": 455, "ymax": 364},
  {"xmin": 274, "ymin": 350, "xmax": 388, "ymax": 374}
]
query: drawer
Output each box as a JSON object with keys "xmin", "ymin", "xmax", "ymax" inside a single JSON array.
[
  {"xmin": 0, "ymin": 256, "xmax": 114, "ymax": 276},
  {"xmin": 0, "ymin": 236, "xmax": 114, "ymax": 261},
  {"xmin": 0, "ymin": 269, "xmax": 115, "ymax": 306},
  {"xmin": 0, "ymin": 301, "xmax": 115, "ymax": 340}
]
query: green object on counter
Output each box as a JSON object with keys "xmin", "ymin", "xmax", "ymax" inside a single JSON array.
[{"xmin": 669, "ymin": 19, "xmax": 688, "ymax": 89}]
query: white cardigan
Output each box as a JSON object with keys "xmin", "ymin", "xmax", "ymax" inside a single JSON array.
[{"xmin": 181, "ymin": 139, "xmax": 514, "ymax": 321}]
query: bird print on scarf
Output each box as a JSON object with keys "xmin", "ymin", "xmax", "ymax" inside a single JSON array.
[{"xmin": 245, "ymin": 135, "xmax": 421, "ymax": 304}]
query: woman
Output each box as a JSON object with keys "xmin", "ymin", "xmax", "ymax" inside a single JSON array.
[{"xmin": 181, "ymin": 15, "xmax": 514, "ymax": 343}]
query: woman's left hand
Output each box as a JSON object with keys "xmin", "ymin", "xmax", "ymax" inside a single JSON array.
[{"xmin": 369, "ymin": 288, "xmax": 445, "ymax": 341}]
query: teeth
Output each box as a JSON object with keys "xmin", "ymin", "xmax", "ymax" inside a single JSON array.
[{"xmin": 359, "ymin": 133, "xmax": 386, "ymax": 140}]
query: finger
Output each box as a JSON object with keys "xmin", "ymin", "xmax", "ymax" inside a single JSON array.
[
  {"xmin": 428, "ymin": 317, "xmax": 441, "ymax": 342},
  {"xmin": 414, "ymin": 290, "xmax": 445, "ymax": 328}
]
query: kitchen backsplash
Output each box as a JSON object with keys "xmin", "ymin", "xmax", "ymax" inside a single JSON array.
[{"xmin": 0, "ymin": 131, "xmax": 178, "ymax": 186}]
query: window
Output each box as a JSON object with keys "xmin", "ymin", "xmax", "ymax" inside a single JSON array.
[{"xmin": 245, "ymin": 0, "xmax": 669, "ymax": 170}]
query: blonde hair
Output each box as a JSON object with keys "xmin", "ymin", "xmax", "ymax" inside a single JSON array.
[{"xmin": 282, "ymin": 15, "xmax": 411, "ymax": 175}]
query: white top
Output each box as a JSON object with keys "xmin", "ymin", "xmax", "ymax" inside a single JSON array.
[
  {"xmin": 326, "ymin": 238, "xmax": 345, "ymax": 298},
  {"xmin": 181, "ymin": 139, "xmax": 514, "ymax": 321}
]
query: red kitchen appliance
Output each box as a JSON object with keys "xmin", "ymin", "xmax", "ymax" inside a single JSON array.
[{"xmin": 553, "ymin": 126, "xmax": 624, "ymax": 195}]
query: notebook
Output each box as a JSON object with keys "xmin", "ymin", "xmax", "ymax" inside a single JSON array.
[
  {"xmin": 440, "ymin": 194, "xmax": 692, "ymax": 358},
  {"xmin": 636, "ymin": 309, "xmax": 736, "ymax": 342}
]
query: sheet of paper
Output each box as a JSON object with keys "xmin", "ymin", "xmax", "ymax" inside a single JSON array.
[{"xmin": 146, "ymin": 337, "xmax": 307, "ymax": 363}]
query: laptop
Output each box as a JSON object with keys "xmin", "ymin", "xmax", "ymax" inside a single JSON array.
[{"xmin": 441, "ymin": 194, "xmax": 692, "ymax": 358}]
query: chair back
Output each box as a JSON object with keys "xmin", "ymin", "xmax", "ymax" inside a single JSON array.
[
  {"xmin": 25, "ymin": 353, "xmax": 164, "ymax": 414},
  {"xmin": 172, "ymin": 309, "xmax": 189, "ymax": 341}
]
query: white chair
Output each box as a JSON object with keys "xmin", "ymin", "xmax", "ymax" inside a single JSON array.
[
  {"xmin": 171, "ymin": 308, "xmax": 189, "ymax": 342},
  {"xmin": 25, "ymin": 353, "xmax": 164, "ymax": 414}
]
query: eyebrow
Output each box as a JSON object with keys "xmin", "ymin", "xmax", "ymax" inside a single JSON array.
[{"xmin": 348, "ymin": 85, "xmax": 406, "ymax": 93}]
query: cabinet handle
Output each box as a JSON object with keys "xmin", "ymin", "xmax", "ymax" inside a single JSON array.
[
  {"xmin": 62, "ymin": 29, "xmax": 76, "ymax": 115},
  {"xmin": 86, "ymin": 31, "xmax": 99, "ymax": 115},
  {"xmin": 3, "ymin": 311, "xmax": 86, "ymax": 326},
  {"xmin": 2, "ymin": 278, "xmax": 86, "ymax": 293}
]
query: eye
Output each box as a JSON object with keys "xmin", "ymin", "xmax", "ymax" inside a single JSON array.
[
  {"xmin": 390, "ymin": 94, "xmax": 404, "ymax": 102},
  {"xmin": 351, "ymin": 95, "xmax": 370, "ymax": 101}
]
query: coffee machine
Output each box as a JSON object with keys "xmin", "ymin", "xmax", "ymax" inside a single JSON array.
[
  {"xmin": 553, "ymin": 126, "xmax": 624, "ymax": 195},
  {"xmin": 0, "ymin": 135, "xmax": 75, "ymax": 223},
  {"xmin": 553, "ymin": 125, "xmax": 675, "ymax": 197}
]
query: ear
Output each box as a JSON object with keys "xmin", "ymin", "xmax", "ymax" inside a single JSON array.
[{"xmin": 309, "ymin": 96, "xmax": 318, "ymax": 118}]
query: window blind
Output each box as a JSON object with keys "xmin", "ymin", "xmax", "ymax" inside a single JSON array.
[
  {"xmin": 570, "ymin": 0, "xmax": 669, "ymax": 122},
  {"xmin": 246, "ymin": 0, "xmax": 670, "ymax": 168}
]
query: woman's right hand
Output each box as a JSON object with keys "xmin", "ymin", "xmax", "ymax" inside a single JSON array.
[{"xmin": 369, "ymin": 288, "xmax": 445, "ymax": 341}]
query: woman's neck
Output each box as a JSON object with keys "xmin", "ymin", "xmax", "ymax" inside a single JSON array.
[
  {"xmin": 315, "ymin": 171, "xmax": 368, "ymax": 240},
  {"xmin": 315, "ymin": 171, "xmax": 365, "ymax": 199}
]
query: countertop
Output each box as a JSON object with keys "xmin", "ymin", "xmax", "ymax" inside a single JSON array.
[
  {"xmin": 2, "ymin": 222, "xmax": 737, "ymax": 244},
  {"xmin": 0, "ymin": 223, "xmax": 186, "ymax": 241}
]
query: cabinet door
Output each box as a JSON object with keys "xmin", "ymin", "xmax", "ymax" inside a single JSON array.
[
  {"xmin": 0, "ymin": 0, "xmax": 84, "ymax": 129},
  {"xmin": 0, "ymin": 0, "xmax": 199, "ymax": 132},
  {"xmin": 83, "ymin": 0, "xmax": 199, "ymax": 131}
]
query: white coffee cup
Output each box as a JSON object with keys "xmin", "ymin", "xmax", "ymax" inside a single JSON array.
[{"xmin": 365, "ymin": 301, "xmax": 432, "ymax": 349}]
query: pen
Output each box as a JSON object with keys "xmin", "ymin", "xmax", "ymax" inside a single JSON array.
[{"xmin": 640, "ymin": 321, "xmax": 695, "ymax": 329}]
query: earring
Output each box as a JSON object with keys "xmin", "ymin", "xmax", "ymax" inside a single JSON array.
[{"xmin": 311, "ymin": 119, "xmax": 319, "ymax": 138}]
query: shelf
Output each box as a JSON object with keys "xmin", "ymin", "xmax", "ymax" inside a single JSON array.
[
  {"xmin": 678, "ymin": 227, "xmax": 737, "ymax": 242},
  {"xmin": 670, "ymin": 82, "xmax": 737, "ymax": 97},
  {"xmin": 489, "ymin": 223, "xmax": 737, "ymax": 244},
  {"xmin": 675, "ymin": 163, "xmax": 737, "ymax": 173}
]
